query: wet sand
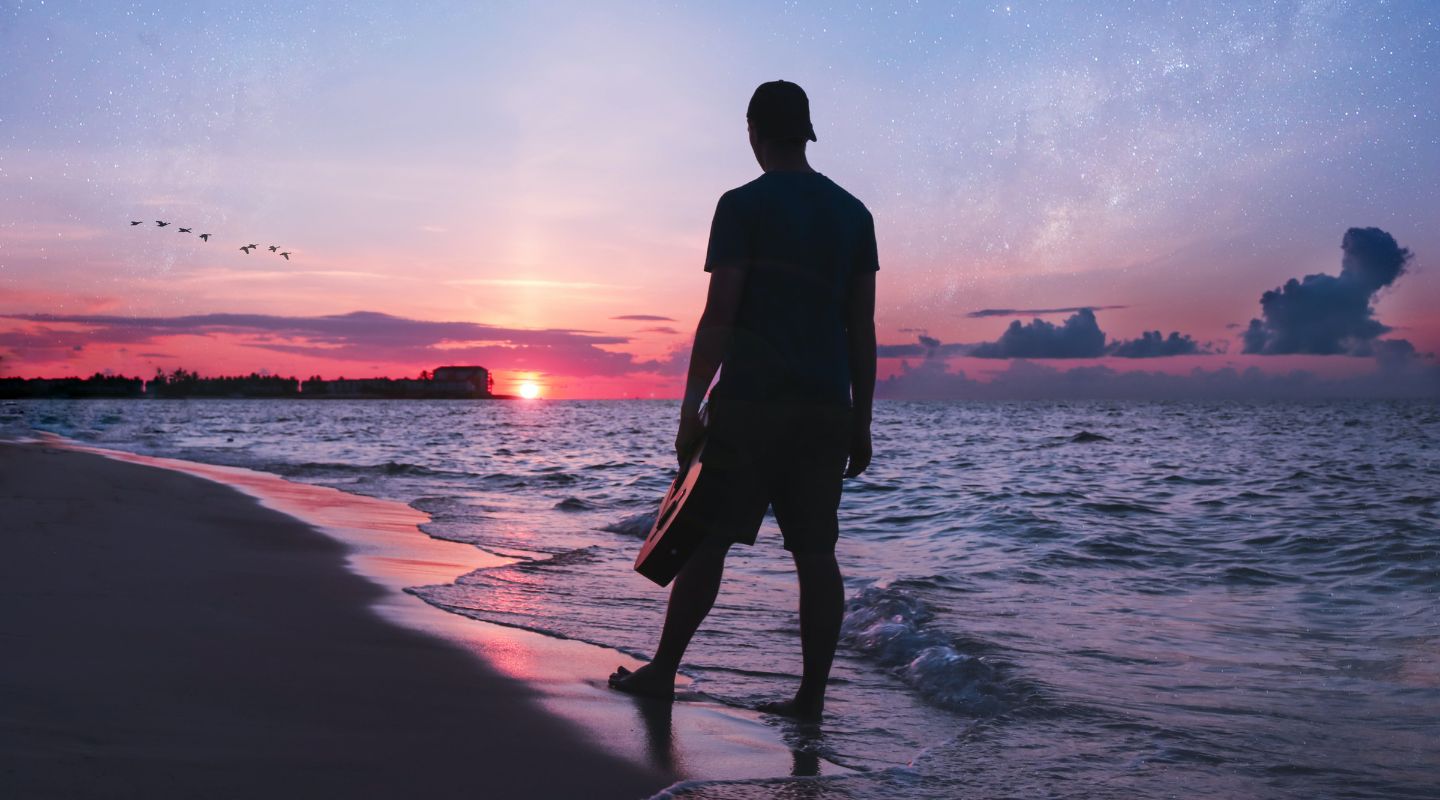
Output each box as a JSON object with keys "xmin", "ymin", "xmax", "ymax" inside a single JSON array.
[{"xmin": 0, "ymin": 440, "xmax": 672, "ymax": 798}]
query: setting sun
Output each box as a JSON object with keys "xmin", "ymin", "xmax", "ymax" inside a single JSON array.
[{"xmin": 518, "ymin": 381, "xmax": 541, "ymax": 400}]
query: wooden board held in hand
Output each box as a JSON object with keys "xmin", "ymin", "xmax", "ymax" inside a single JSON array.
[{"xmin": 634, "ymin": 434, "xmax": 715, "ymax": 587}]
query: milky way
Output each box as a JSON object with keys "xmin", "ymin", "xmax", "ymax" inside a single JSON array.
[{"xmin": 1, "ymin": 1, "xmax": 1436, "ymax": 396}]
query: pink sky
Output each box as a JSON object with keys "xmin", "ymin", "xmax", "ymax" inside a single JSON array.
[{"xmin": 2, "ymin": 3, "xmax": 1436, "ymax": 398}]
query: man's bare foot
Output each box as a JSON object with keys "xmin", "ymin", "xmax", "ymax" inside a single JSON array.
[
  {"xmin": 608, "ymin": 663, "xmax": 676, "ymax": 700},
  {"xmin": 757, "ymin": 695, "xmax": 824, "ymax": 721}
]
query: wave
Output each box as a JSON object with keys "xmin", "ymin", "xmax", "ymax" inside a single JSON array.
[
  {"xmin": 266, "ymin": 460, "xmax": 472, "ymax": 480},
  {"xmin": 263, "ymin": 460, "xmax": 596, "ymax": 492},
  {"xmin": 840, "ymin": 585, "xmax": 1021, "ymax": 716},
  {"xmin": 510, "ymin": 546, "xmax": 603, "ymax": 572},
  {"xmin": 1080, "ymin": 500, "xmax": 1164, "ymax": 514},
  {"xmin": 602, "ymin": 509, "xmax": 657, "ymax": 538},
  {"xmin": 1159, "ymin": 474, "xmax": 1226, "ymax": 486},
  {"xmin": 1221, "ymin": 565, "xmax": 1296, "ymax": 585}
]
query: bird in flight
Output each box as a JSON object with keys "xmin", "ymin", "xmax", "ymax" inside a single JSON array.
[
  {"xmin": 240, "ymin": 245, "xmax": 256, "ymax": 254},
  {"xmin": 129, "ymin": 220, "xmax": 143, "ymax": 226},
  {"xmin": 279, "ymin": 251, "xmax": 291, "ymax": 260},
  {"xmin": 178, "ymin": 227, "xmax": 192, "ymax": 233},
  {"xmin": 199, "ymin": 233, "xmax": 211, "ymax": 242},
  {"xmin": 155, "ymin": 221, "xmax": 170, "ymax": 227},
  {"xmin": 268, "ymin": 245, "xmax": 279, "ymax": 252}
]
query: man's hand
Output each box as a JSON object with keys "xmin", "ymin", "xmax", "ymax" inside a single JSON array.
[
  {"xmin": 844, "ymin": 425, "xmax": 872, "ymax": 478},
  {"xmin": 675, "ymin": 408, "xmax": 705, "ymax": 465}
]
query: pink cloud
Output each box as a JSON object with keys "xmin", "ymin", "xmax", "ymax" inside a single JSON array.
[{"xmin": 1, "ymin": 310, "xmax": 685, "ymax": 380}]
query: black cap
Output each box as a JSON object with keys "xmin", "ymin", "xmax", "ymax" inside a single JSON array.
[{"xmin": 746, "ymin": 80, "xmax": 817, "ymax": 142}]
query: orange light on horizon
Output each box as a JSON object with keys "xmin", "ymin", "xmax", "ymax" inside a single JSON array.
[{"xmin": 518, "ymin": 381, "xmax": 541, "ymax": 400}]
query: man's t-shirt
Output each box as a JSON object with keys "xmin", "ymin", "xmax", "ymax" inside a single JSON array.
[{"xmin": 704, "ymin": 171, "xmax": 879, "ymax": 408}]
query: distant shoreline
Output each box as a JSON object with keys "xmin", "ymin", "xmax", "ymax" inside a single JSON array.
[
  {"xmin": 1, "ymin": 364, "xmax": 508, "ymax": 401},
  {"xmin": 0, "ymin": 393, "xmax": 522, "ymax": 400}
]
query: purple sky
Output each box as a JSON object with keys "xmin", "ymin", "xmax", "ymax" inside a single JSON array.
[{"xmin": 2, "ymin": 1, "xmax": 1436, "ymax": 398}]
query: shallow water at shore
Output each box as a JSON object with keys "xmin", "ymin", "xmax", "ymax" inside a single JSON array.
[{"xmin": 6, "ymin": 398, "xmax": 1438, "ymax": 798}]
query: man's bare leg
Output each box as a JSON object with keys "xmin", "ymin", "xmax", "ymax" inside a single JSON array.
[
  {"xmin": 760, "ymin": 550, "xmax": 844, "ymax": 720},
  {"xmin": 609, "ymin": 540, "xmax": 730, "ymax": 698}
]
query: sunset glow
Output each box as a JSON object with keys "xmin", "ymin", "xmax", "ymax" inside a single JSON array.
[
  {"xmin": 519, "ymin": 382, "xmax": 541, "ymax": 400},
  {"xmin": 0, "ymin": 3, "xmax": 1434, "ymax": 398}
]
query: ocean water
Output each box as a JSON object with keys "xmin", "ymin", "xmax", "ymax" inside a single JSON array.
[{"xmin": 5, "ymin": 398, "xmax": 1437, "ymax": 799}]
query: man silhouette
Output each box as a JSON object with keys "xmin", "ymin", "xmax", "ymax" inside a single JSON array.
[{"xmin": 610, "ymin": 80, "xmax": 878, "ymax": 720}]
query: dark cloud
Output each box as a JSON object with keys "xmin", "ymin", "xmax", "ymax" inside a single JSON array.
[
  {"xmin": 0, "ymin": 321, "xmax": 162, "ymax": 363},
  {"xmin": 638, "ymin": 326, "xmax": 681, "ymax": 335},
  {"xmin": 881, "ymin": 312, "xmax": 1210, "ymax": 361},
  {"xmin": 1242, "ymin": 227, "xmax": 1414, "ymax": 356},
  {"xmin": 970, "ymin": 308, "xmax": 1108, "ymax": 358},
  {"xmin": 1368, "ymin": 338, "xmax": 1434, "ymax": 372},
  {"xmin": 876, "ymin": 358, "xmax": 1439, "ymax": 401},
  {"xmin": 612, "ymin": 314, "xmax": 676, "ymax": 322},
  {"xmin": 1, "ymin": 310, "xmax": 673, "ymax": 377},
  {"xmin": 966, "ymin": 305, "xmax": 1126, "ymax": 318},
  {"xmin": 877, "ymin": 335, "xmax": 972, "ymax": 359},
  {"xmin": 1107, "ymin": 330, "xmax": 1207, "ymax": 358}
]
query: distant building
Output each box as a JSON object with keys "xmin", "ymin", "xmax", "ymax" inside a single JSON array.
[
  {"xmin": 299, "ymin": 377, "xmax": 424, "ymax": 399},
  {"xmin": 432, "ymin": 366, "xmax": 494, "ymax": 397},
  {"xmin": 300, "ymin": 366, "xmax": 495, "ymax": 399}
]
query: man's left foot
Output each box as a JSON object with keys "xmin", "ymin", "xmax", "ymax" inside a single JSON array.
[
  {"xmin": 757, "ymin": 696, "xmax": 824, "ymax": 721},
  {"xmin": 608, "ymin": 664, "xmax": 676, "ymax": 700}
]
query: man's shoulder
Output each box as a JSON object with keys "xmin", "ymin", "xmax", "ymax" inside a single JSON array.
[
  {"xmin": 720, "ymin": 176, "xmax": 767, "ymax": 203},
  {"xmin": 819, "ymin": 175, "xmax": 873, "ymax": 219},
  {"xmin": 722, "ymin": 174, "xmax": 872, "ymax": 218}
]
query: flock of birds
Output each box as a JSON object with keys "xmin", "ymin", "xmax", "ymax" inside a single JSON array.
[{"xmin": 130, "ymin": 219, "xmax": 293, "ymax": 260}]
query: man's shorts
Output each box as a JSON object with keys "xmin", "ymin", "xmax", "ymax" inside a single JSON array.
[{"xmin": 690, "ymin": 397, "xmax": 853, "ymax": 554}]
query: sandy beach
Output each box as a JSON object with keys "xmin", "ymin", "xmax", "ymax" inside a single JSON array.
[{"xmin": 0, "ymin": 440, "xmax": 674, "ymax": 798}]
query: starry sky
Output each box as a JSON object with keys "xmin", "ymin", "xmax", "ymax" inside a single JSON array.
[{"xmin": 2, "ymin": 1, "xmax": 1436, "ymax": 398}]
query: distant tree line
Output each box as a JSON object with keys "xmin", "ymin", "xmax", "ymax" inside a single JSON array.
[
  {"xmin": 1, "ymin": 366, "xmax": 501, "ymax": 399},
  {"xmin": 0, "ymin": 373, "xmax": 145, "ymax": 399},
  {"xmin": 148, "ymin": 368, "xmax": 300, "ymax": 398}
]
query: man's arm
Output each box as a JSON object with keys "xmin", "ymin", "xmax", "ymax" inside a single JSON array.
[
  {"xmin": 676, "ymin": 266, "xmax": 745, "ymax": 459},
  {"xmin": 682, "ymin": 266, "xmax": 745, "ymax": 414},
  {"xmin": 844, "ymin": 269, "xmax": 876, "ymax": 477}
]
